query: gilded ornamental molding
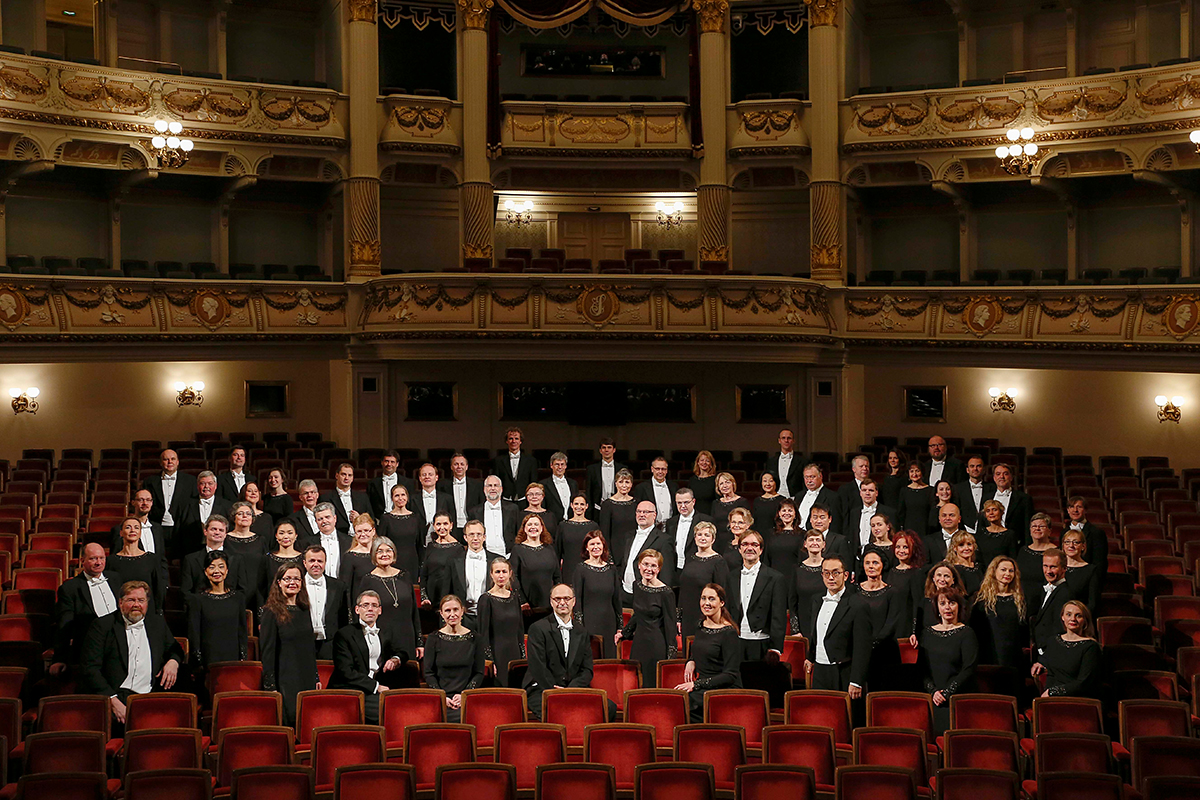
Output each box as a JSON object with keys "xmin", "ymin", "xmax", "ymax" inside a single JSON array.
[
  {"xmin": 693, "ymin": 0, "xmax": 729, "ymax": 34},
  {"xmin": 804, "ymin": 0, "xmax": 839, "ymax": 27},
  {"xmin": 348, "ymin": 0, "xmax": 378, "ymax": 23},
  {"xmin": 501, "ymin": 100, "xmax": 691, "ymax": 153},
  {"xmin": 458, "ymin": 0, "xmax": 493, "ymax": 30}
]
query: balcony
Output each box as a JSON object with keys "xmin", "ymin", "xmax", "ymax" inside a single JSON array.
[
  {"xmin": 379, "ymin": 93, "xmax": 462, "ymax": 156},
  {"xmin": 499, "ymin": 99, "xmax": 692, "ymax": 158},
  {"xmin": 727, "ymin": 97, "xmax": 810, "ymax": 159}
]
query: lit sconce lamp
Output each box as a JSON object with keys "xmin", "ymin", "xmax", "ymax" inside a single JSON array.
[
  {"xmin": 655, "ymin": 200, "xmax": 684, "ymax": 229},
  {"xmin": 150, "ymin": 120, "xmax": 194, "ymax": 169},
  {"xmin": 1190, "ymin": 130, "xmax": 1200, "ymax": 154},
  {"xmin": 503, "ymin": 199, "xmax": 533, "ymax": 226},
  {"xmin": 1155, "ymin": 395, "xmax": 1183, "ymax": 424},
  {"xmin": 8, "ymin": 387, "xmax": 39, "ymax": 415},
  {"xmin": 995, "ymin": 128, "xmax": 1042, "ymax": 176},
  {"xmin": 988, "ymin": 387, "xmax": 1017, "ymax": 413},
  {"xmin": 174, "ymin": 381, "xmax": 205, "ymax": 407}
]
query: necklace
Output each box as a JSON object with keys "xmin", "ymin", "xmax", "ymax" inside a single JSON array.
[{"xmin": 379, "ymin": 574, "xmax": 401, "ymax": 607}]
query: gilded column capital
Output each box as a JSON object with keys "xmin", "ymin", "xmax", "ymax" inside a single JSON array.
[
  {"xmin": 348, "ymin": 0, "xmax": 377, "ymax": 23},
  {"xmin": 804, "ymin": 0, "xmax": 840, "ymax": 27},
  {"xmin": 458, "ymin": 0, "xmax": 494, "ymax": 30},
  {"xmin": 693, "ymin": 0, "xmax": 729, "ymax": 34}
]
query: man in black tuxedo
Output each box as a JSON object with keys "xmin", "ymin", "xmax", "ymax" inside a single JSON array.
[
  {"xmin": 666, "ymin": 488, "xmax": 711, "ymax": 578},
  {"xmin": 795, "ymin": 463, "xmax": 841, "ymax": 532},
  {"xmin": 921, "ymin": 436, "xmax": 967, "ymax": 487},
  {"xmin": 438, "ymin": 453, "xmax": 484, "ymax": 535},
  {"xmin": 454, "ymin": 521, "xmax": 501, "ymax": 628},
  {"xmin": 836, "ymin": 455, "xmax": 872, "ymax": 523},
  {"xmin": 982, "ymin": 464, "xmax": 1035, "ymax": 545},
  {"xmin": 412, "ymin": 463, "xmax": 454, "ymax": 545},
  {"xmin": 764, "ymin": 428, "xmax": 802, "ymax": 499},
  {"xmin": 309, "ymin": 503, "xmax": 351, "ymax": 581},
  {"xmin": 110, "ymin": 489, "xmax": 169, "ymax": 557},
  {"xmin": 1031, "ymin": 548, "xmax": 1075, "ymax": 656},
  {"xmin": 924, "ymin": 503, "xmax": 967, "ymax": 563},
  {"xmin": 79, "ymin": 581, "xmax": 184, "ymax": 723},
  {"xmin": 51, "ymin": 543, "xmax": 121, "ymax": 676},
  {"xmin": 804, "ymin": 556, "xmax": 870, "ymax": 696},
  {"xmin": 617, "ymin": 502, "xmax": 676, "ymax": 602},
  {"xmin": 176, "ymin": 471, "xmax": 232, "ymax": 556},
  {"xmin": 319, "ymin": 462, "xmax": 371, "ymax": 534},
  {"xmin": 329, "ymin": 590, "xmax": 406, "ymax": 723},
  {"xmin": 808, "ymin": 504, "xmax": 856, "ymax": 572},
  {"xmin": 368, "ymin": 451, "xmax": 414, "ymax": 521},
  {"xmin": 470, "ymin": 476, "xmax": 521, "ymax": 558},
  {"xmin": 491, "ymin": 427, "xmax": 538, "ymax": 502},
  {"xmin": 633, "ymin": 457, "xmax": 678, "ymax": 525},
  {"xmin": 952, "ymin": 456, "xmax": 993, "ymax": 533},
  {"xmin": 288, "ymin": 480, "xmax": 322, "ymax": 543},
  {"xmin": 524, "ymin": 583, "xmax": 611, "ymax": 720},
  {"xmin": 540, "ymin": 452, "xmax": 579, "ymax": 524},
  {"xmin": 585, "ymin": 438, "xmax": 625, "ymax": 519},
  {"xmin": 181, "ymin": 515, "xmax": 246, "ymax": 595},
  {"xmin": 723, "ymin": 530, "xmax": 787, "ymax": 661},
  {"xmin": 304, "ymin": 545, "xmax": 350, "ymax": 660},
  {"xmin": 216, "ymin": 446, "xmax": 249, "ymax": 503},
  {"xmin": 841, "ymin": 478, "xmax": 898, "ymax": 554},
  {"xmin": 1065, "ymin": 496, "xmax": 1109, "ymax": 574},
  {"xmin": 141, "ymin": 449, "xmax": 197, "ymax": 558}
]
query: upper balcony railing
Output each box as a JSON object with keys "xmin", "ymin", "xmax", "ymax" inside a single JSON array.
[
  {"xmin": 379, "ymin": 93, "xmax": 462, "ymax": 156},
  {"xmin": 499, "ymin": 98, "xmax": 692, "ymax": 158},
  {"xmin": 726, "ymin": 96, "xmax": 810, "ymax": 159}
]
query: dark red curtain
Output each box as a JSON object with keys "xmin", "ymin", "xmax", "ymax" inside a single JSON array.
[{"xmin": 495, "ymin": 0, "xmax": 687, "ymax": 28}]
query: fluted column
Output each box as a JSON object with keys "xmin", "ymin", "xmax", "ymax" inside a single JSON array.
[
  {"xmin": 458, "ymin": 0, "xmax": 495, "ymax": 260},
  {"xmin": 805, "ymin": 0, "xmax": 845, "ymax": 282},
  {"xmin": 694, "ymin": 0, "xmax": 731, "ymax": 262},
  {"xmin": 346, "ymin": 0, "xmax": 381, "ymax": 279}
]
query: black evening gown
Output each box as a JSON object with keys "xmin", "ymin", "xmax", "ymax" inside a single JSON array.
[
  {"xmin": 260, "ymin": 553, "xmax": 303, "ymax": 603},
  {"xmin": 250, "ymin": 513, "xmax": 274, "ymax": 538},
  {"xmin": 789, "ymin": 562, "xmax": 826, "ymax": 639},
  {"xmin": 423, "ymin": 630, "xmax": 485, "ymax": 721},
  {"xmin": 264, "ymin": 493, "xmax": 294, "ymax": 523},
  {"xmin": 622, "ymin": 582, "xmax": 677, "ymax": 688},
  {"xmin": 857, "ymin": 542, "xmax": 897, "ymax": 583},
  {"xmin": 108, "ymin": 552, "xmax": 166, "ymax": 614},
  {"xmin": 974, "ymin": 528, "xmax": 1018, "ymax": 572},
  {"xmin": 1017, "ymin": 546, "xmax": 1051, "ymax": 611},
  {"xmin": 558, "ymin": 520, "xmax": 600, "ymax": 586},
  {"xmin": 971, "ymin": 595, "xmax": 1027, "ymax": 670},
  {"xmin": 341, "ymin": 550, "xmax": 375, "ymax": 604},
  {"xmin": 574, "ymin": 562, "xmax": 622, "ymax": 658},
  {"xmin": 884, "ymin": 566, "xmax": 921, "ymax": 641},
  {"xmin": 689, "ymin": 476, "xmax": 717, "ymax": 517},
  {"xmin": 927, "ymin": 503, "xmax": 951, "ymax": 536},
  {"xmin": 856, "ymin": 584, "xmax": 903, "ymax": 692},
  {"xmin": 921, "ymin": 625, "xmax": 978, "ymax": 734},
  {"xmin": 880, "ymin": 474, "xmax": 905, "ymax": 510},
  {"xmin": 711, "ymin": 498, "xmax": 751, "ymax": 549},
  {"xmin": 763, "ymin": 530, "xmax": 803, "ymax": 572},
  {"xmin": 260, "ymin": 605, "xmax": 319, "ymax": 725},
  {"xmin": 687, "ymin": 625, "xmax": 743, "ymax": 721},
  {"xmin": 1065, "ymin": 564, "xmax": 1102, "ymax": 616},
  {"xmin": 377, "ymin": 513, "xmax": 425, "ymax": 579},
  {"xmin": 512, "ymin": 543, "xmax": 561, "ymax": 609},
  {"xmin": 752, "ymin": 496, "xmax": 784, "ymax": 537},
  {"xmin": 223, "ymin": 534, "xmax": 268, "ymax": 603},
  {"xmin": 952, "ymin": 564, "xmax": 983, "ymax": 598},
  {"xmin": 477, "ymin": 591, "xmax": 525, "ymax": 685},
  {"xmin": 359, "ymin": 570, "xmax": 423, "ymax": 658},
  {"xmin": 1038, "ymin": 635, "xmax": 1102, "ymax": 698},
  {"xmin": 521, "ymin": 509, "xmax": 558, "ymax": 542},
  {"xmin": 420, "ymin": 541, "xmax": 465, "ymax": 606},
  {"xmin": 187, "ymin": 589, "xmax": 248, "ymax": 667},
  {"xmin": 678, "ymin": 554, "xmax": 731, "ymax": 641},
  {"xmin": 599, "ymin": 499, "xmax": 636, "ymax": 556},
  {"xmin": 898, "ymin": 486, "xmax": 935, "ymax": 538}
]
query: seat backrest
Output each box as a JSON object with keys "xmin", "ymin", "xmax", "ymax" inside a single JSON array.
[
  {"xmin": 230, "ymin": 765, "xmax": 314, "ymax": 800},
  {"xmin": 1130, "ymin": 735, "xmax": 1200, "ymax": 793},
  {"xmin": 866, "ymin": 693, "xmax": 934, "ymax": 738},
  {"xmin": 1034, "ymin": 732, "xmax": 1112, "ymax": 774},
  {"xmin": 434, "ymin": 763, "xmax": 517, "ymax": 800},
  {"xmin": 380, "ymin": 688, "xmax": 447, "ymax": 742},
  {"xmin": 674, "ymin": 724, "xmax": 746, "ymax": 785},
  {"xmin": 583, "ymin": 723, "xmax": 655, "ymax": 789},
  {"xmin": 124, "ymin": 768, "xmax": 213, "ymax": 800},
  {"xmin": 934, "ymin": 768, "xmax": 1019, "ymax": 800},
  {"xmin": 494, "ymin": 724, "xmax": 567, "ymax": 789},
  {"xmin": 334, "ymin": 763, "xmax": 415, "ymax": 800},
  {"xmin": 704, "ymin": 690, "xmax": 769, "ymax": 747},
  {"xmin": 834, "ymin": 765, "xmax": 917, "ymax": 800},
  {"xmin": 295, "ymin": 690, "xmax": 364, "ymax": 743},
  {"xmin": 623, "ymin": 689, "xmax": 687, "ymax": 747},
  {"xmin": 216, "ymin": 726, "xmax": 294, "ymax": 787},
  {"xmin": 402, "ymin": 723, "xmax": 476, "ymax": 789},
  {"xmin": 590, "ymin": 660, "xmax": 641, "ymax": 711},
  {"xmin": 1119, "ymin": 699, "xmax": 1192, "ymax": 747},
  {"xmin": 535, "ymin": 763, "xmax": 616, "ymax": 800},
  {"xmin": 122, "ymin": 728, "xmax": 203, "ymax": 773},
  {"xmin": 853, "ymin": 728, "xmax": 928, "ymax": 783},
  {"xmin": 17, "ymin": 772, "xmax": 109, "ymax": 800},
  {"xmin": 310, "ymin": 725, "xmax": 386, "ymax": 787},
  {"xmin": 460, "ymin": 689, "xmax": 528, "ymax": 748},
  {"xmin": 24, "ymin": 730, "xmax": 106, "ymax": 773},
  {"xmin": 785, "ymin": 690, "xmax": 852, "ymax": 745},
  {"xmin": 634, "ymin": 763, "xmax": 714, "ymax": 800},
  {"xmin": 542, "ymin": 689, "xmax": 608, "ymax": 747},
  {"xmin": 763, "ymin": 725, "xmax": 836, "ymax": 786},
  {"xmin": 37, "ymin": 695, "xmax": 110, "ymax": 736},
  {"xmin": 949, "ymin": 694, "xmax": 1019, "ymax": 733},
  {"xmin": 127, "ymin": 692, "xmax": 197, "ymax": 730},
  {"xmin": 941, "ymin": 729, "xmax": 1019, "ymax": 772},
  {"xmin": 1032, "ymin": 697, "xmax": 1102, "ymax": 734},
  {"xmin": 212, "ymin": 691, "xmax": 281, "ymax": 735}
]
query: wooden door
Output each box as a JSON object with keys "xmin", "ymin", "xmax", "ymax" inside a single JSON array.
[{"xmin": 557, "ymin": 213, "xmax": 629, "ymax": 263}]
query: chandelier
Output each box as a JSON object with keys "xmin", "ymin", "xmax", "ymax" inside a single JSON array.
[
  {"xmin": 655, "ymin": 200, "xmax": 683, "ymax": 229},
  {"xmin": 995, "ymin": 128, "xmax": 1041, "ymax": 176},
  {"xmin": 150, "ymin": 120, "xmax": 194, "ymax": 168},
  {"xmin": 503, "ymin": 199, "xmax": 533, "ymax": 226}
]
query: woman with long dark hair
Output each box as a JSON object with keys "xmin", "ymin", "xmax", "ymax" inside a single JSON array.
[
  {"xmin": 673, "ymin": 583, "xmax": 741, "ymax": 721},
  {"xmin": 558, "ymin": 494, "xmax": 600, "ymax": 586},
  {"xmin": 762, "ymin": 499, "xmax": 802, "ymax": 570},
  {"xmin": 260, "ymin": 564, "xmax": 319, "ymax": 725},
  {"xmin": 573, "ymin": 531, "xmax": 622, "ymax": 658},
  {"xmin": 263, "ymin": 469, "xmax": 294, "ymax": 523}
]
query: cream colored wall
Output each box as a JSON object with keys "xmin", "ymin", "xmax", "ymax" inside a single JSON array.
[{"xmin": 0, "ymin": 359, "xmax": 333, "ymax": 462}]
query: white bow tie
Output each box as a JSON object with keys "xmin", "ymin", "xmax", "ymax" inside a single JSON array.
[
  {"xmin": 467, "ymin": 551, "xmax": 486, "ymax": 560},
  {"xmin": 87, "ymin": 576, "xmax": 108, "ymax": 587},
  {"xmin": 996, "ymin": 490, "xmax": 1011, "ymax": 497},
  {"xmin": 742, "ymin": 567, "xmax": 757, "ymax": 577},
  {"xmin": 558, "ymin": 622, "xmax": 573, "ymax": 632},
  {"xmin": 124, "ymin": 618, "xmax": 144, "ymax": 630},
  {"xmin": 1070, "ymin": 522, "xmax": 1084, "ymax": 530},
  {"xmin": 363, "ymin": 626, "xmax": 379, "ymax": 637},
  {"xmin": 306, "ymin": 577, "xmax": 323, "ymax": 587},
  {"xmin": 823, "ymin": 594, "xmax": 840, "ymax": 603}
]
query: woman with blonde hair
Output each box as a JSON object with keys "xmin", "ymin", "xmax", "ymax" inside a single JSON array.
[
  {"xmin": 690, "ymin": 450, "xmax": 719, "ymax": 516},
  {"xmin": 677, "ymin": 521, "xmax": 729, "ymax": 639},
  {"xmin": 616, "ymin": 549, "xmax": 677, "ymax": 687},
  {"xmin": 599, "ymin": 468, "xmax": 637, "ymax": 547},
  {"xmin": 971, "ymin": 556, "xmax": 1027, "ymax": 670},
  {"xmin": 1032, "ymin": 600, "xmax": 1100, "ymax": 697},
  {"xmin": 1062, "ymin": 529, "xmax": 1101, "ymax": 616},
  {"xmin": 945, "ymin": 531, "xmax": 982, "ymax": 596},
  {"xmin": 711, "ymin": 472, "xmax": 750, "ymax": 545},
  {"xmin": 723, "ymin": 507, "xmax": 755, "ymax": 571}
]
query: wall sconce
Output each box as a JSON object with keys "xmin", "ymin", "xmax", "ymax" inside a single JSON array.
[
  {"xmin": 150, "ymin": 120, "xmax": 194, "ymax": 169},
  {"xmin": 655, "ymin": 200, "xmax": 683, "ymax": 229},
  {"xmin": 1155, "ymin": 395, "xmax": 1183, "ymax": 423},
  {"xmin": 174, "ymin": 381, "xmax": 205, "ymax": 407},
  {"xmin": 1190, "ymin": 130, "xmax": 1200, "ymax": 154},
  {"xmin": 994, "ymin": 128, "xmax": 1042, "ymax": 176},
  {"xmin": 8, "ymin": 387, "xmax": 39, "ymax": 415},
  {"xmin": 503, "ymin": 199, "xmax": 533, "ymax": 227},
  {"xmin": 988, "ymin": 387, "xmax": 1017, "ymax": 413}
]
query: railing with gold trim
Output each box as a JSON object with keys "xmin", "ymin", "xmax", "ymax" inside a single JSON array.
[{"xmin": 499, "ymin": 99, "xmax": 692, "ymax": 157}]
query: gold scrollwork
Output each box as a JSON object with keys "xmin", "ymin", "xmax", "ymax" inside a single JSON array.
[
  {"xmin": 394, "ymin": 106, "xmax": 447, "ymax": 135},
  {"xmin": 60, "ymin": 75, "xmax": 150, "ymax": 112},
  {"xmin": 693, "ymin": 0, "xmax": 729, "ymax": 33},
  {"xmin": 0, "ymin": 66, "xmax": 48, "ymax": 100},
  {"xmin": 261, "ymin": 97, "xmax": 332, "ymax": 125},
  {"xmin": 700, "ymin": 246, "xmax": 730, "ymax": 261},
  {"xmin": 457, "ymin": 0, "xmax": 493, "ymax": 30},
  {"xmin": 462, "ymin": 243, "xmax": 493, "ymax": 259},
  {"xmin": 804, "ymin": 0, "xmax": 840, "ymax": 27},
  {"xmin": 934, "ymin": 97, "xmax": 1022, "ymax": 129},
  {"xmin": 855, "ymin": 102, "xmax": 929, "ymax": 133},
  {"xmin": 348, "ymin": 0, "xmax": 377, "ymax": 22},
  {"xmin": 350, "ymin": 239, "xmax": 382, "ymax": 266},
  {"xmin": 163, "ymin": 87, "xmax": 250, "ymax": 120},
  {"xmin": 557, "ymin": 115, "xmax": 632, "ymax": 144},
  {"xmin": 1035, "ymin": 86, "xmax": 1128, "ymax": 121},
  {"xmin": 1137, "ymin": 76, "xmax": 1200, "ymax": 109},
  {"xmin": 741, "ymin": 110, "xmax": 796, "ymax": 137},
  {"xmin": 576, "ymin": 287, "xmax": 620, "ymax": 327},
  {"xmin": 811, "ymin": 244, "xmax": 841, "ymax": 267}
]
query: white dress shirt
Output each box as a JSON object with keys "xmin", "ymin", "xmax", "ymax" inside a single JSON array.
[
  {"xmin": 483, "ymin": 501, "xmax": 508, "ymax": 557},
  {"xmin": 119, "ymin": 618, "xmax": 153, "ymax": 695},
  {"xmin": 814, "ymin": 587, "xmax": 844, "ymax": 665},
  {"xmin": 674, "ymin": 513, "xmax": 695, "ymax": 564},
  {"xmin": 307, "ymin": 575, "xmax": 327, "ymax": 638},
  {"xmin": 967, "ymin": 480, "xmax": 984, "ymax": 513},
  {"xmin": 363, "ymin": 624, "xmax": 383, "ymax": 689},
  {"xmin": 650, "ymin": 480, "xmax": 672, "ymax": 523},
  {"xmin": 509, "ymin": 451, "xmax": 521, "ymax": 478},
  {"xmin": 451, "ymin": 478, "xmax": 468, "ymax": 526},
  {"xmin": 421, "ymin": 490, "xmax": 438, "ymax": 538},
  {"xmin": 381, "ymin": 473, "xmax": 398, "ymax": 513},
  {"xmin": 738, "ymin": 562, "xmax": 768, "ymax": 640},
  {"xmin": 1069, "ymin": 520, "xmax": 1085, "ymax": 532},
  {"xmin": 232, "ymin": 470, "xmax": 246, "ymax": 493},
  {"xmin": 87, "ymin": 575, "xmax": 117, "ymax": 617},
  {"xmin": 319, "ymin": 532, "xmax": 341, "ymax": 578},
  {"xmin": 198, "ymin": 496, "xmax": 214, "ymax": 524},
  {"xmin": 994, "ymin": 489, "xmax": 1012, "ymax": 525},
  {"xmin": 304, "ymin": 507, "xmax": 318, "ymax": 536},
  {"xmin": 161, "ymin": 473, "xmax": 178, "ymax": 527},
  {"xmin": 337, "ymin": 488, "xmax": 355, "ymax": 521},
  {"xmin": 1042, "ymin": 578, "xmax": 1064, "ymax": 608},
  {"xmin": 929, "ymin": 460, "xmax": 946, "ymax": 486},
  {"xmin": 139, "ymin": 519, "xmax": 156, "ymax": 554},
  {"xmin": 798, "ymin": 488, "xmax": 819, "ymax": 524},
  {"xmin": 940, "ymin": 528, "xmax": 956, "ymax": 553},
  {"xmin": 858, "ymin": 503, "xmax": 877, "ymax": 548},
  {"xmin": 600, "ymin": 461, "xmax": 616, "ymax": 502},
  {"xmin": 551, "ymin": 476, "xmax": 571, "ymax": 519},
  {"xmin": 465, "ymin": 549, "xmax": 488, "ymax": 607},
  {"xmin": 777, "ymin": 453, "xmax": 794, "ymax": 498},
  {"xmin": 623, "ymin": 527, "xmax": 655, "ymax": 593},
  {"xmin": 556, "ymin": 617, "xmax": 572, "ymax": 654}
]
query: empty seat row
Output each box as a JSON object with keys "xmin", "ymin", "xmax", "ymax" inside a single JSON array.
[{"xmin": 858, "ymin": 267, "xmax": 1190, "ymax": 287}]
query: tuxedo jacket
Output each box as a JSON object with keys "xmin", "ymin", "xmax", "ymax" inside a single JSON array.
[
  {"xmin": 288, "ymin": 507, "xmax": 320, "ymax": 543},
  {"xmin": 176, "ymin": 497, "xmax": 233, "ymax": 554},
  {"xmin": 310, "ymin": 575, "xmax": 351, "ymax": 647},
  {"xmin": 181, "ymin": 549, "xmax": 247, "ymax": 596},
  {"xmin": 808, "ymin": 590, "xmax": 872, "ymax": 686},
  {"xmin": 723, "ymin": 564, "xmax": 788, "ymax": 651},
  {"xmin": 1071, "ymin": 522, "xmax": 1110, "ymax": 574},
  {"xmin": 923, "ymin": 527, "xmax": 968, "ymax": 564},
  {"xmin": 585, "ymin": 461, "xmax": 627, "ymax": 515},
  {"xmin": 952, "ymin": 480, "xmax": 996, "ymax": 532},
  {"xmin": 795, "ymin": 486, "xmax": 841, "ymax": 531},
  {"xmin": 539, "ymin": 476, "xmax": 579, "ymax": 523},
  {"xmin": 109, "ymin": 520, "xmax": 169, "ymax": 559},
  {"xmin": 328, "ymin": 622, "xmax": 404, "ymax": 694},
  {"xmin": 367, "ymin": 474, "xmax": 416, "ymax": 521},
  {"xmin": 491, "ymin": 452, "xmax": 539, "ymax": 502},
  {"xmin": 665, "ymin": 512, "xmax": 714, "ymax": 571},
  {"xmin": 468, "ymin": 501, "xmax": 522, "ymax": 555},
  {"xmin": 523, "ymin": 614, "xmax": 594, "ymax": 695},
  {"xmin": 840, "ymin": 503, "xmax": 899, "ymax": 552},
  {"xmin": 836, "ymin": 480, "xmax": 865, "ymax": 524},
  {"xmin": 437, "ymin": 477, "xmax": 485, "ymax": 525},
  {"xmin": 318, "ymin": 490, "xmax": 372, "ymax": 533},
  {"xmin": 1031, "ymin": 581, "xmax": 1076, "ymax": 654},
  {"xmin": 812, "ymin": 530, "xmax": 856, "ymax": 574},
  {"xmin": 922, "ymin": 458, "xmax": 968, "ymax": 488},
  {"xmin": 217, "ymin": 470, "xmax": 250, "ymax": 504},
  {"xmin": 632, "ymin": 480, "xmax": 679, "ymax": 519},
  {"xmin": 980, "ymin": 487, "xmax": 1035, "ymax": 544},
  {"xmin": 141, "ymin": 472, "xmax": 198, "ymax": 526},
  {"xmin": 54, "ymin": 571, "xmax": 122, "ymax": 665},
  {"xmin": 411, "ymin": 490, "xmax": 456, "ymax": 540},
  {"xmin": 302, "ymin": 533, "xmax": 353, "ymax": 577},
  {"xmin": 616, "ymin": 525, "xmax": 677, "ymax": 587},
  {"xmin": 450, "ymin": 549, "xmax": 502, "ymax": 605},
  {"xmin": 80, "ymin": 610, "xmax": 185, "ymax": 699},
  {"xmin": 764, "ymin": 452, "xmax": 804, "ymax": 498}
]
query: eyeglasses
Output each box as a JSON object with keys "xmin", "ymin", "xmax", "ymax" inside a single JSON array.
[
  {"xmin": 821, "ymin": 570, "xmax": 844, "ymax": 577},
  {"xmin": 550, "ymin": 596, "xmax": 574, "ymax": 604},
  {"xmin": 739, "ymin": 542, "xmax": 761, "ymax": 549}
]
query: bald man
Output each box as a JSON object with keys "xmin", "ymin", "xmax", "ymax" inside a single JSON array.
[
  {"xmin": 52, "ymin": 543, "xmax": 121, "ymax": 674},
  {"xmin": 921, "ymin": 436, "xmax": 966, "ymax": 487},
  {"xmin": 140, "ymin": 449, "xmax": 198, "ymax": 557}
]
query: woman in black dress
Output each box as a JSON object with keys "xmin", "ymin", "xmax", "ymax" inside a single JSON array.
[
  {"xmin": 263, "ymin": 469, "xmax": 295, "ymax": 524},
  {"xmin": 421, "ymin": 513, "xmax": 464, "ymax": 607},
  {"xmin": 723, "ymin": 508, "xmax": 754, "ymax": 571},
  {"xmin": 880, "ymin": 449, "xmax": 906, "ymax": 510},
  {"xmin": 512, "ymin": 513, "xmax": 561, "ymax": 616},
  {"xmin": 926, "ymin": 481, "xmax": 955, "ymax": 535},
  {"xmin": 225, "ymin": 502, "xmax": 268, "ymax": 606},
  {"xmin": 260, "ymin": 564, "xmax": 319, "ymax": 725},
  {"xmin": 971, "ymin": 556, "xmax": 1027, "ymax": 670},
  {"xmin": 520, "ymin": 484, "xmax": 558, "ymax": 543},
  {"xmin": 478, "ymin": 557, "xmax": 525, "ymax": 686},
  {"xmin": 711, "ymin": 473, "xmax": 750, "ymax": 547},
  {"xmin": 187, "ymin": 552, "xmax": 248, "ymax": 675},
  {"xmin": 752, "ymin": 473, "xmax": 784, "ymax": 537},
  {"xmin": 974, "ymin": 500, "xmax": 1019, "ymax": 570},
  {"xmin": 599, "ymin": 470, "xmax": 637, "ymax": 555},
  {"xmin": 858, "ymin": 513, "xmax": 897, "ymax": 582},
  {"xmin": 678, "ymin": 522, "xmax": 730, "ymax": 640},
  {"xmin": 763, "ymin": 500, "xmax": 802, "ymax": 571},
  {"xmin": 910, "ymin": 562, "xmax": 966, "ymax": 646},
  {"xmin": 673, "ymin": 583, "xmax": 741, "ymax": 721},
  {"xmin": 423, "ymin": 595, "xmax": 485, "ymax": 722},
  {"xmin": 559, "ymin": 494, "xmax": 600, "ymax": 586},
  {"xmin": 945, "ymin": 532, "xmax": 983, "ymax": 597},
  {"xmin": 574, "ymin": 531, "xmax": 622, "ymax": 658},
  {"xmin": 885, "ymin": 531, "xmax": 927, "ymax": 642},
  {"xmin": 239, "ymin": 483, "xmax": 277, "ymax": 537},
  {"xmin": 1017, "ymin": 514, "xmax": 1056, "ymax": 611},
  {"xmin": 1061, "ymin": 530, "xmax": 1101, "ymax": 616},
  {"xmin": 359, "ymin": 536, "xmax": 424, "ymax": 661},
  {"xmin": 110, "ymin": 516, "xmax": 167, "ymax": 614},
  {"xmin": 261, "ymin": 520, "xmax": 304, "ymax": 603},
  {"xmin": 897, "ymin": 461, "xmax": 934, "ymax": 539},
  {"xmin": 856, "ymin": 549, "xmax": 903, "ymax": 692},
  {"xmin": 342, "ymin": 514, "xmax": 378, "ymax": 602},
  {"xmin": 377, "ymin": 485, "xmax": 424, "ymax": 579},
  {"xmin": 1032, "ymin": 600, "xmax": 1101, "ymax": 698},
  {"xmin": 789, "ymin": 530, "xmax": 828, "ymax": 639},
  {"xmin": 689, "ymin": 451, "xmax": 718, "ymax": 517},
  {"xmin": 616, "ymin": 548, "xmax": 677, "ymax": 688},
  {"xmin": 921, "ymin": 588, "xmax": 978, "ymax": 734}
]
